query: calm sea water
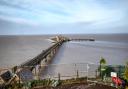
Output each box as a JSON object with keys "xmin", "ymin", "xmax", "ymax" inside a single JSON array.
[
  {"xmin": 0, "ymin": 34, "xmax": 128, "ymax": 68},
  {"xmin": 52, "ymin": 41, "xmax": 128, "ymax": 65}
]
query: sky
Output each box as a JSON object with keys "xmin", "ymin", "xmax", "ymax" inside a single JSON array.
[{"xmin": 0, "ymin": 0, "xmax": 128, "ymax": 35}]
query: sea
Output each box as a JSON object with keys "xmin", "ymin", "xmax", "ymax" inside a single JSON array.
[{"xmin": 0, "ymin": 34, "xmax": 128, "ymax": 68}]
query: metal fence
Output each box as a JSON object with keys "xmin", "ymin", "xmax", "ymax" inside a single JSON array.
[
  {"xmin": 38, "ymin": 63, "xmax": 98, "ymax": 80},
  {"xmin": 0, "ymin": 63, "xmax": 125, "ymax": 84}
]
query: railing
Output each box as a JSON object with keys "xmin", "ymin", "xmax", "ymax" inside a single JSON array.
[
  {"xmin": 0, "ymin": 63, "xmax": 125, "ymax": 87},
  {"xmin": 20, "ymin": 40, "xmax": 64, "ymax": 67},
  {"xmin": 39, "ymin": 63, "xmax": 98, "ymax": 80}
]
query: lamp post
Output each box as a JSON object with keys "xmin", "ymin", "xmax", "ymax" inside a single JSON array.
[{"xmin": 87, "ymin": 63, "xmax": 90, "ymax": 82}]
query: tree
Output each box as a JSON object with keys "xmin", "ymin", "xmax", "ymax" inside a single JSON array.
[
  {"xmin": 124, "ymin": 62, "xmax": 128, "ymax": 81},
  {"xmin": 99, "ymin": 57, "xmax": 107, "ymax": 79},
  {"xmin": 100, "ymin": 57, "xmax": 106, "ymax": 65}
]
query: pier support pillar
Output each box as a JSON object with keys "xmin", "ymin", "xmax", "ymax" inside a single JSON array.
[{"xmin": 32, "ymin": 65, "xmax": 40, "ymax": 80}]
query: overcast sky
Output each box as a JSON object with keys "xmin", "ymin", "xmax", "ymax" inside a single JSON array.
[{"xmin": 0, "ymin": 0, "xmax": 128, "ymax": 35}]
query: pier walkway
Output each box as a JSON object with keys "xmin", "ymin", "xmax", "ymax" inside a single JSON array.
[
  {"xmin": 20, "ymin": 40, "xmax": 64, "ymax": 67},
  {"xmin": 70, "ymin": 38, "xmax": 95, "ymax": 41}
]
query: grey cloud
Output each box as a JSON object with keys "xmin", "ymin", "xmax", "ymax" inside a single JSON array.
[{"xmin": 0, "ymin": 0, "xmax": 30, "ymax": 11}]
